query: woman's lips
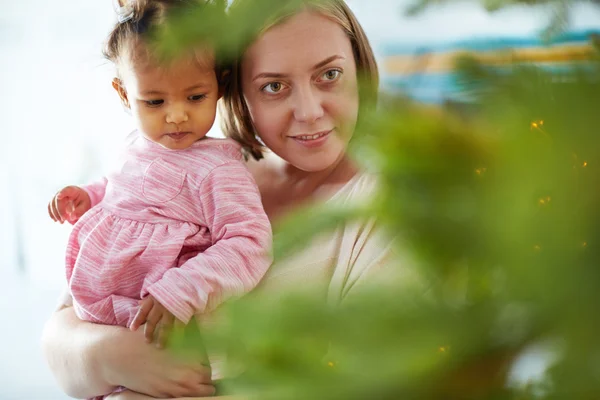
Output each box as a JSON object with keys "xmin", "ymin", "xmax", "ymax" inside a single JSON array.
[{"xmin": 289, "ymin": 129, "xmax": 333, "ymax": 148}]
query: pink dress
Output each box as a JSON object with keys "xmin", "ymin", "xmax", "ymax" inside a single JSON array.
[{"xmin": 66, "ymin": 133, "xmax": 272, "ymax": 327}]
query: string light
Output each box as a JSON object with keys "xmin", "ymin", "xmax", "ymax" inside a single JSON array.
[
  {"xmin": 530, "ymin": 120, "xmax": 550, "ymax": 139},
  {"xmin": 539, "ymin": 196, "xmax": 551, "ymax": 206},
  {"xmin": 572, "ymin": 155, "xmax": 588, "ymax": 169},
  {"xmin": 530, "ymin": 120, "xmax": 544, "ymax": 129}
]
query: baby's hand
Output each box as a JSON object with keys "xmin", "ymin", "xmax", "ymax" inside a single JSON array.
[
  {"xmin": 48, "ymin": 186, "xmax": 91, "ymax": 225},
  {"xmin": 130, "ymin": 295, "xmax": 176, "ymax": 348}
]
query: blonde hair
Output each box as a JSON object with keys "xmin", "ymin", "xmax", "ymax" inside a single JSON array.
[{"xmin": 220, "ymin": 0, "xmax": 379, "ymax": 160}]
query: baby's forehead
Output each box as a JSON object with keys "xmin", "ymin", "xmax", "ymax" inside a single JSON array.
[
  {"xmin": 131, "ymin": 51, "xmax": 214, "ymax": 77},
  {"xmin": 121, "ymin": 53, "xmax": 217, "ymax": 92}
]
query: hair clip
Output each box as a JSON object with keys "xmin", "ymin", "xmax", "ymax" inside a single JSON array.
[{"xmin": 113, "ymin": 0, "xmax": 134, "ymax": 23}]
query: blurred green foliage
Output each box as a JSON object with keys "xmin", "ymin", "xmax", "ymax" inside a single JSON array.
[{"xmin": 153, "ymin": 1, "xmax": 600, "ymax": 398}]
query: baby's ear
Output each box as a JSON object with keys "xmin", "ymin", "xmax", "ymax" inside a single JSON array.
[{"xmin": 112, "ymin": 78, "xmax": 130, "ymax": 108}]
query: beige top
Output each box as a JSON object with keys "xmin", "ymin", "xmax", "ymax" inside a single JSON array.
[
  {"xmin": 208, "ymin": 172, "xmax": 421, "ymax": 378},
  {"xmin": 255, "ymin": 172, "xmax": 404, "ymax": 306}
]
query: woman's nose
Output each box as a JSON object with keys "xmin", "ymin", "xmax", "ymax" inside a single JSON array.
[
  {"xmin": 166, "ymin": 104, "xmax": 189, "ymax": 125},
  {"xmin": 293, "ymin": 86, "xmax": 324, "ymax": 124}
]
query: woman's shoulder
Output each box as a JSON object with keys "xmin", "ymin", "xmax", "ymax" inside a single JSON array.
[
  {"xmin": 327, "ymin": 170, "xmax": 379, "ymax": 205},
  {"xmin": 245, "ymin": 151, "xmax": 282, "ymax": 191}
]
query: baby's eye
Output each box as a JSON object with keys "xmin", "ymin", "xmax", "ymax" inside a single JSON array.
[
  {"xmin": 189, "ymin": 94, "xmax": 207, "ymax": 101},
  {"xmin": 262, "ymin": 82, "xmax": 286, "ymax": 94},
  {"xmin": 145, "ymin": 99, "xmax": 164, "ymax": 107},
  {"xmin": 320, "ymin": 69, "xmax": 342, "ymax": 82}
]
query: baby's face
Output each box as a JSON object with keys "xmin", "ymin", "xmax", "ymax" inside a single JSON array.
[{"xmin": 117, "ymin": 51, "xmax": 220, "ymax": 150}]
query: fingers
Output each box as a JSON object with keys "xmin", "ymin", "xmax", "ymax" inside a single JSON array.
[
  {"xmin": 50, "ymin": 188, "xmax": 73, "ymax": 224},
  {"xmin": 55, "ymin": 195, "xmax": 68, "ymax": 223},
  {"xmin": 132, "ymin": 298, "xmax": 176, "ymax": 347},
  {"xmin": 48, "ymin": 201, "xmax": 59, "ymax": 222},
  {"xmin": 68, "ymin": 200, "xmax": 89, "ymax": 224},
  {"xmin": 182, "ymin": 383, "xmax": 217, "ymax": 398},
  {"xmin": 144, "ymin": 303, "xmax": 164, "ymax": 343},
  {"xmin": 49, "ymin": 193, "xmax": 64, "ymax": 223},
  {"xmin": 130, "ymin": 298, "xmax": 154, "ymax": 332},
  {"xmin": 176, "ymin": 368, "xmax": 216, "ymax": 398},
  {"xmin": 65, "ymin": 200, "xmax": 76, "ymax": 224},
  {"xmin": 56, "ymin": 185, "xmax": 80, "ymax": 200},
  {"xmin": 193, "ymin": 363, "xmax": 213, "ymax": 383},
  {"xmin": 156, "ymin": 313, "xmax": 174, "ymax": 349}
]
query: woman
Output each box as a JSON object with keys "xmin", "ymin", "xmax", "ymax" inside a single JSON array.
[{"xmin": 42, "ymin": 1, "xmax": 405, "ymax": 398}]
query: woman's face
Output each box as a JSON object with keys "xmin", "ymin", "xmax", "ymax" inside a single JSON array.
[{"xmin": 241, "ymin": 11, "xmax": 359, "ymax": 172}]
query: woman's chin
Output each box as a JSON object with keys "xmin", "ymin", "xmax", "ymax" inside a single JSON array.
[{"xmin": 288, "ymin": 148, "xmax": 346, "ymax": 173}]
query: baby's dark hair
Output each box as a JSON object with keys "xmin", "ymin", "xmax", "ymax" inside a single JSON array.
[{"xmin": 104, "ymin": 0, "xmax": 226, "ymax": 80}]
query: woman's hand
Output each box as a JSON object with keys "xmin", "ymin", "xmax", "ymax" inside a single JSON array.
[
  {"xmin": 100, "ymin": 321, "xmax": 215, "ymax": 398},
  {"xmin": 42, "ymin": 306, "xmax": 215, "ymax": 399}
]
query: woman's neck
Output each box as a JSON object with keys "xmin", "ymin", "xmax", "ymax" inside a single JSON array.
[
  {"xmin": 282, "ymin": 153, "xmax": 358, "ymax": 199},
  {"xmin": 255, "ymin": 152, "xmax": 359, "ymax": 222}
]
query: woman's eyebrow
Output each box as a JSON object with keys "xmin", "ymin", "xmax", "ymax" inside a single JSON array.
[
  {"xmin": 252, "ymin": 55, "xmax": 346, "ymax": 82},
  {"xmin": 252, "ymin": 72, "xmax": 285, "ymax": 82},
  {"xmin": 312, "ymin": 55, "xmax": 346, "ymax": 70}
]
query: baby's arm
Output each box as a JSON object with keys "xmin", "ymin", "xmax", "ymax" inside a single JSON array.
[
  {"xmin": 147, "ymin": 162, "xmax": 272, "ymax": 324},
  {"xmin": 81, "ymin": 176, "xmax": 109, "ymax": 207}
]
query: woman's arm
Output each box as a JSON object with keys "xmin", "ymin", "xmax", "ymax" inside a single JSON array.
[
  {"xmin": 42, "ymin": 306, "xmax": 215, "ymax": 399},
  {"xmin": 106, "ymin": 390, "xmax": 243, "ymax": 400},
  {"xmin": 42, "ymin": 305, "xmax": 116, "ymax": 398}
]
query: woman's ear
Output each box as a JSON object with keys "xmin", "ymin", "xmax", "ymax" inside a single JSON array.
[{"xmin": 112, "ymin": 78, "xmax": 130, "ymax": 108}]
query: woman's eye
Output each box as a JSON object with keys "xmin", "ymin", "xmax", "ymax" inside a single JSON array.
[
  {"xmin": 321, "ymin": 69, "xmax": 342, "ymax": 82},
  {"xmin": 189, "ymin": 94, "xmax": 207, "ymax": 101},
  {"xmin": 145, "ymin": 99, "xmax": 164, "ymax": 107},
  {"xmin": 262, "ymin": 82, "xmax": 285, "ymax": 94}
]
